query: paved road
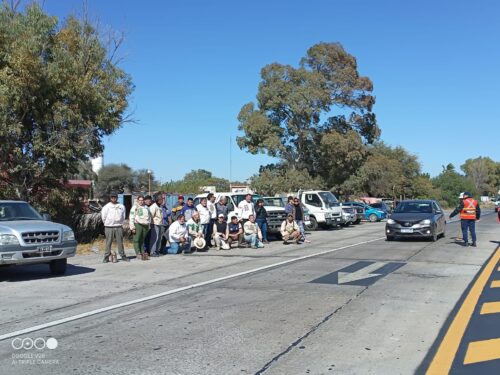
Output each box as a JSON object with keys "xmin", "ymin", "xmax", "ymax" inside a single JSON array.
[{"xmin": 0, "ymin": 213, "xmax": 498, "ymax": 374}]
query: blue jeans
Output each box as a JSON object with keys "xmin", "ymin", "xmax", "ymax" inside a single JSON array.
[
  {"xmin": 256, "ymin": 219, "xmax": 268, "ymax": 241},
  {"xmin": 296, "ymin": 220, "xmax": 305, "ymax": 237},
  {"xmin": 461, "ymin": 220, "xmax": 476, "ymax": 244},
  {"xmin": 244, "ymin": 233, "xmax": 259, "ymax": 248},
  {"xmin": 168, "ymin": 240, "xmax": 191, "ymax": 254}
]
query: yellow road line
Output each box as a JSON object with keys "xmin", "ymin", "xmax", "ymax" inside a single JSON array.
[
  {"xmin": 426, "ymin": 247, "xmax": 500, "ymax": 374},
  {"xmin": 464, "ymin": 338, "xmax": 500, "ymax": 364},
  {"xmin": 480, "ymin": 302, "xmax": 500, "ymax": 315},
  {"xmin": 491, "ymin": 280, "xmax": 500, "ymax": 288}
]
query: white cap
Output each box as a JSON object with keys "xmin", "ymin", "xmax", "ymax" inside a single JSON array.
[{"xmin": 458, "ymin": 192, "xmax": 464, "ymax": 199}]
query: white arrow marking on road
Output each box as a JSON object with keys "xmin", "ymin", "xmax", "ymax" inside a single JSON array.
[{"xmin": 338, "ymin": 262, "xmax": 386, "ymax": 284}]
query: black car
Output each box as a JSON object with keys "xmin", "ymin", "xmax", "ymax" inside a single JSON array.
[{"xmin": 385, "ymin": 200, "xmax": 446, "ymax": 241}]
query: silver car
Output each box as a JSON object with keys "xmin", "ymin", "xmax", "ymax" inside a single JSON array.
[{"xmin": 0, "ymin": 201, "xmax": 77, "ymax": 275}]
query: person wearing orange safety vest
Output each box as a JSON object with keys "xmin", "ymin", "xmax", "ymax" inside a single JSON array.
[{"xmin": 449, "ymin": 192, "xmax": 481, "ymax": 247}]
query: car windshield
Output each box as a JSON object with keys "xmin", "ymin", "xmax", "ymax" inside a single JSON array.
[
  {"xmin": 0, "ymin": 202, "xmax": 43, "ymax": 221},
  {"xmin": 394, "ymin": 202, "xmax": 433, "ymax": 214},
  {"xmin": 263, "ymin": 198, "xmax": 285, "ymax": 207},
  {"xmin": 318, "ymin": 192, "xmax": 339, "ymax": 207}
]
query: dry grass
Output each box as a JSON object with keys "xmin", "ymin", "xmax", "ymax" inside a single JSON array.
[{"xmin": 76, "ymin": 235, "xmax": 134, "ymax": 255}]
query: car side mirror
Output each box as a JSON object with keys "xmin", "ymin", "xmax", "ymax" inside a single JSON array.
[
  {"xmin": 435, "ymin": 210, "xmax": 442, "ymax": 214},
  {"xmin": 42, "ymin": 213, "xmax": 51, "ymax": 221}
]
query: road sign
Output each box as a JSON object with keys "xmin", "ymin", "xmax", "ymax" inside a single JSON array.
[{"xmin": 311, "ymin": 261, "xmax": 406, "ymax": 286}]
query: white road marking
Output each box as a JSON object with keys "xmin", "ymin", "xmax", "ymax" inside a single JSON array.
[
  {"xmin": 0, "ymin": 237, "xmax": 385, "ymax": 342},
  {"xmin": 338, "ymin": 262, "xmax": 386, "ymax": 284}
]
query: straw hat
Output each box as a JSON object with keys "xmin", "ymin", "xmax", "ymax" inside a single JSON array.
[{"xmin": 193, "ymin": 237, "xmax": 206, "ymax": 250}]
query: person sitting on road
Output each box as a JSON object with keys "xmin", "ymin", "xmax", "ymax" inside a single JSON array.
[
  {"xmin": 228, "ymin": 215, "xmax": 243, "ymax": 248},
  {"xmin": 243, "ymin": 214, "xmax": 264, "ymax": 249},
  {"xmin": 167, "ymin": 215, "xmax": 190, "ymax": 254},
  {"xmin": 213, "ymin": 214, "xmax": 230, "ymax": 250},
  {"xmin": 280, "ymin": 213, "xmax": 301, "ymax": 245},
  {"xmin": 186, "ymin": 212, "xmax": 203, "ymax": 253}
]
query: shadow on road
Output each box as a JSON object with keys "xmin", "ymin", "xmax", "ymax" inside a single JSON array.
[{"xmin": 0, "ymin": 263, "xmax": 95, "ymax": 282}]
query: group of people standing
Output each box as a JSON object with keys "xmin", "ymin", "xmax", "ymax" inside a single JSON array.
[{"xmin": 101, "ymin": 192, "xmax": 312, "ymax": 263}]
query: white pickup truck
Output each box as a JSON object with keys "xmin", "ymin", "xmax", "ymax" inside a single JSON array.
[
  {"xmin": 0, "ymin": 200, "xmax": 77, "ymax": 275},
  {"xmin": 298, "ymin": 190, "xmax": 343, "ymax": 230}
]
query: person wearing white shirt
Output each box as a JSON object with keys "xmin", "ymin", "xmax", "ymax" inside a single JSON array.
[
  {"xmin": 238, "ymin": 194, "xmax": 256, "ymax": 223},
  {"xmin": 196, "ymin": 197, "xmax": 211, "ymax": 251},
  {"xmin": 167, "ymin": 215, "xmax": 190, "ymax": 254},
  {"xmin": 101, "ymin": 193, "xmax": 128, "ymax": 263}
]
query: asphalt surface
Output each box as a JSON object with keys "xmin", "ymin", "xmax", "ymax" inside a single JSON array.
[{"xmin": 0, "ymin": 212, "xmax": 498, "ymax": 375}]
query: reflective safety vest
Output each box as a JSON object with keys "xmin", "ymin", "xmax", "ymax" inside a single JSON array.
[{"xmin": 460, "ymin": 198, "xmax": 478, "ymax": 220}]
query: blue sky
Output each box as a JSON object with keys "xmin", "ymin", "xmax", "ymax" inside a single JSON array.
[{"xmin": 41, "ymin": 0, "xmax": 499, "ymax": 183}]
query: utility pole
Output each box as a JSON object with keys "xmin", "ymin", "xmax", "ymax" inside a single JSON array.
[{"xmin": 147, "ymin": 169, "xmax": 151, "ymax": 196}]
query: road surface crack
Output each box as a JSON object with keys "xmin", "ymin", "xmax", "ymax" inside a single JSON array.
[{"xmin": 254, "ymin": 286, "xmax": 369, "ymax": 374}]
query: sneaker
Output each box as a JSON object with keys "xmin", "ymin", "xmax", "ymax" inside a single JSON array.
[
  {"xmin": 471, "ymin": 242, "xmax": 477, "ymax": 247},
  {"xmin": 263, "ymin": 240, "xmax": 269, "ymax": 244},
  {"xmin": 120, "ymin": 256, "xmax": 130, "ymax": 262},
  {"xmin": 251, "ymin": 245, "xmax": 258, "ymax": 249},
  {"xmin": 283, "ymin": 241, "xmax": 289, "ymax": 245},
  {"xmin": 102, "ymin": 258, "xmax": 110, "ymax": 263},
  {"xmin": 151, "ymin": 253, "xmax": 160, "ymax": 257},
  {"xmin": 257, "ymin": 243, "xmax": 265, "ymax": 248},
  {"xmin": 304, "ymin": 240, "xmax": 311, "ymax": 243}
]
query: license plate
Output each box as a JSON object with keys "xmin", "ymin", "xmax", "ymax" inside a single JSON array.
[
  {"xmin": 37, "ymin": 245, "xmax": 52, "ymax": 253},
  {"xmin": 400, "ymin": 228, "xmax": 413, "ymax": 233}
]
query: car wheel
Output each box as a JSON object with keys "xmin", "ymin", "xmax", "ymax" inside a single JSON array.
[
  {"xmin": 431, "ymin": 228, "xmax": 438, "ymax": 242},
  {"xmin": 368, "ymin": 214, "xmax": 378, "ymax": 222},
  {"xmin": 49, "ymin": 258, "xmax": 67, "ymax": 275},
  {"xmin": 305, "ymin": 217, "xmax": 318, "ymax": 231},
  {"xmin": 354, "ymin": 219, "xmax": 361, "ymax": 224},
  {"xmin": 386, "ymin": 236, "xmax": 394, "ymax": 241}
]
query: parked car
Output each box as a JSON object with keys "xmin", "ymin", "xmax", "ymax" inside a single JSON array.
[
  {"xmin": 370, "ymin": 201, "xmax": 392, "ymax": 215},
  {"xmin": 343, "ymin": 202, "xmax": 386, "ymax": 222},
  {"xmin": 385, "ymin": 200, "xmax": 446, "ymax": 241},
  {"xmin": 0, "ymin": 200, "xmax": 77, "ymax": 275},
  {"xmin": 494, "ymin": 196, "xmax": 500, "ymax": 212}
]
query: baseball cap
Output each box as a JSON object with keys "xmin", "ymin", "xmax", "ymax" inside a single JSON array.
[
  {"xmin": 458, "ymin": 192, "xmax": 464, "ymax": 199},
  {"xmin": 178, "ymin": 195, "xmax": 184, "ymax": 199},
  {"xmin": 218, "ymin": 213, "xmax": 225, "ymax": 218}
]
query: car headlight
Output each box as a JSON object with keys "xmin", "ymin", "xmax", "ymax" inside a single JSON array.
[
  {"xmin": 387, "ymin": 219, "xmax": 395, "ymax": 224},
  {"xmin": 420, "ymin": 219, "xmax": 431, "ymax": 225},
  {"xmin": 63, "ymin": 230, "xmax": 75, "ymax": 241},
  {"xmin": 0, "ymin": 234, "xmax": 20, "ymax": 246}
]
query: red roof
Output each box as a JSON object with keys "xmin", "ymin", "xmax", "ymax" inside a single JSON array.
[{"xmin": 65, "ymin": 180, "xmax": 92, "ymax": 189}]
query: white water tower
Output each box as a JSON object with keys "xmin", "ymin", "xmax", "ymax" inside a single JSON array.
[{"xmin": 91, "ymin": 155, "xmax": 104, "ymax": 175}]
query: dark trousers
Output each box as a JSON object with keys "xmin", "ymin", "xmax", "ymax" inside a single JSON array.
[
  {"xmin": 206, "ymin": 218, "xmax": 216, "ymax": 247},
  {"xmin": 256, "ymin": 219, "xmax": 268, "ymax": 241},
  {"xmin": 461, "ymin": 219, "xmax": 477, "ymax": 244}
]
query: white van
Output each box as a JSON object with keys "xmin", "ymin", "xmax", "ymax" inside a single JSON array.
[{"xmin": 298, "ymin": 190, "xmax": 343, "ymax": 230}]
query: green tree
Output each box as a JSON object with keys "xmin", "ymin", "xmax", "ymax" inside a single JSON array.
[
  {"xmin": 340, "ymin": 143, "xmax": 421, "ymax": 198},
  {"xmin": 237, "ymin": 42, "xmax": 379, "ymax": 182},
  {"xmin": 0, "ymin": 4, "xmax": 133, "ymax": 201},
  {"xmin": 161, "ymin": 169, "xmax": 230, "ymax": 194},
  {"xmin": 95, "ymin": 164, "xmax": 135, "ymax": 197},
  {"xmin": 249, "ymin": 164, "xmax": 325, "ymax": 196},
  {"xmin": 432, "ymin": 164, "xmax": 477, "ymax": 207},
  {"xmin": 461, "ymin": 157, "xmax": 499, "ymax": 195}
]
